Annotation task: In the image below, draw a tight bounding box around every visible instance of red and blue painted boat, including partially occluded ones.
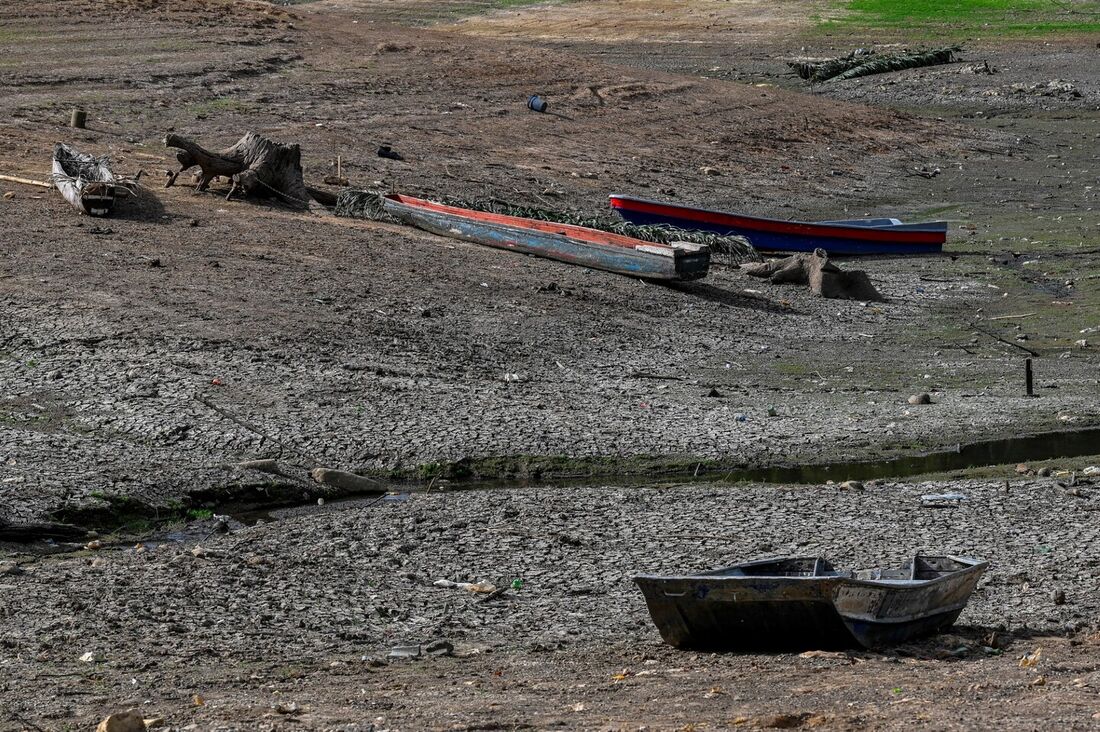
[383,193,711,281]
[609,194,947,256]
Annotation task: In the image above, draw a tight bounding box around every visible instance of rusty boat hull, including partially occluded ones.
[635,555,987,651]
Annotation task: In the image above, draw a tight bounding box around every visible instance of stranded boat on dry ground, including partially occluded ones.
[609,194,947,255]
[635,554,987,650]
[51,143,118,217]
[382,193,711,281]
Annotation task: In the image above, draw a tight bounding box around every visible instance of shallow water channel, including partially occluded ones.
[227,425,1100,526]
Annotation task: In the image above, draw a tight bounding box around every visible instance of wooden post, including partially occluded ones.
[70,109,87,129]
[1025,357,1034,396]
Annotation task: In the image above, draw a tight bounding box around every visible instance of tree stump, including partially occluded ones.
[742,248,883,301]
[164,132,313,210]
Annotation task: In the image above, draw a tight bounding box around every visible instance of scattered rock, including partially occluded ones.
[95,710,146,732]
[1082,466,1100,477]
[79,650,104,664]
[907,393,932,405]
[1015,463,1031,475]
[839,480,864,491]
[1053,589,1066,605]
[0,562,23,576]
[274,701,301,715]
[706,388,722,397]
[84,539,103,550]
[700,166,722,176]
[1037,467,1052,477]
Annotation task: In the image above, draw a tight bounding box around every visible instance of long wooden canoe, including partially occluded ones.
[382,193,711,281]
[52,143,118,217]
[635,554,987,650]
[609,194,947,255]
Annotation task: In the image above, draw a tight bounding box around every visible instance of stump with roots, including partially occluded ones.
[741,248,883,301]
[164,131,314,209]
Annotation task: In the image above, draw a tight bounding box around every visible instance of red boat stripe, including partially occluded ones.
[610,197,944,245]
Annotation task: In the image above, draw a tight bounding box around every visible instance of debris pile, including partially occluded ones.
[789,46,963,84]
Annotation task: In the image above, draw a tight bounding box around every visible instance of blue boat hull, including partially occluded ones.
[617,208,945,255]
[609,194,948,256]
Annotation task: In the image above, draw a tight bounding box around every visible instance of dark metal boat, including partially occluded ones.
[634,554,987,651]
[609,194,947,255]
[382,193,711,281]
[51,143,118,217]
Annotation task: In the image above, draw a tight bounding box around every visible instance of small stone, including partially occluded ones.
[96,710,145,732]
[361,655,387,667]
[3,191,15,200]
[1015,463,1031,475]
[0,562,22,576]
[1053,590,1066,605]
[80,650,104,664]
[1082,466,1100,477]
[191,546,207,558]
[839,480,864,491]
[706,388,722,397]
[188,218,199,227]
[907,393,932,405]
[84,539,103,550]
[1075,339,1087,348]
[734,413,747,422]
[1037,467,1052,477]
[766,406,777,417]
[700,166,722,176]
[274,702,301,715]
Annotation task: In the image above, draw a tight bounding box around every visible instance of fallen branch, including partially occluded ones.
[970,325,1040,357]
[989,312,1037,321]
[0,174,52,189]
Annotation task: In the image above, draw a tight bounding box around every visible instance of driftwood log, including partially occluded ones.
[164,132,314,209]
[742,248,883,301]
[0,519,88,542]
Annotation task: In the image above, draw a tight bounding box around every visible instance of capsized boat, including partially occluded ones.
[634,554,987,651]
[382,193,711,281]
[51,143,118,217]
[609,194,947,255]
